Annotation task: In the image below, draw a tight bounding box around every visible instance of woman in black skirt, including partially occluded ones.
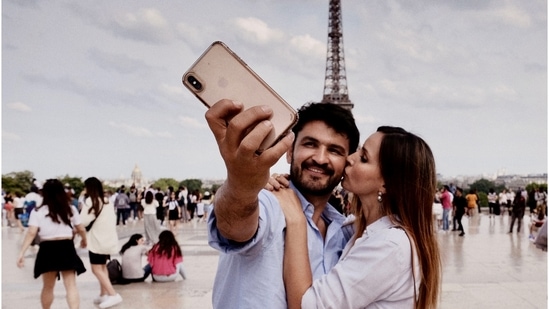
[17,179,87,309]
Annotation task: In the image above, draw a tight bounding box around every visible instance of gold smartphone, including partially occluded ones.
[182,41,298,153]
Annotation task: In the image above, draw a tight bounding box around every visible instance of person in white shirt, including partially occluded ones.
[80,177,122,309]
[275,126,442,309]
[17,179,87,309]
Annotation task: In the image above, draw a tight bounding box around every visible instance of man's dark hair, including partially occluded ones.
[291,103,359,154]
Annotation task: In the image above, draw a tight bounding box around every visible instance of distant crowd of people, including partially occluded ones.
[5,178,200,309]
[432,184,547,246]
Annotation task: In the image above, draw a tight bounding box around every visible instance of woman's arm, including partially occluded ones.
[272,188,312,309]
[17,226,39,268]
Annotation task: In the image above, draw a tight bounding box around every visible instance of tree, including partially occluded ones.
[2,170,35,196]
[469,178,496,194]
[58,175,84,197]
[180,179,203,193]
[152,178,180,192]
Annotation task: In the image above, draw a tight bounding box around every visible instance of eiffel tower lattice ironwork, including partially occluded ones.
[319,0,354,110]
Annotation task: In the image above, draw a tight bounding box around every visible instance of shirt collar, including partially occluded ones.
[288,181,345,226]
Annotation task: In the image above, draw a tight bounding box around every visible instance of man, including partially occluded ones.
[206,100,359,308]
[438,185,452,231]
[114,186,130,226]
[452,187,467,236]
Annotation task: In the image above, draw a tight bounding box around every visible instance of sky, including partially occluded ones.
[2,0,547,183]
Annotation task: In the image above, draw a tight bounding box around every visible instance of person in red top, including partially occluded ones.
[438,185,453,231]
[148,230,186,282]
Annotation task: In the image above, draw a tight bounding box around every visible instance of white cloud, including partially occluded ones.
[7,102,32,112]
[491,5,531,28]
[178,116,207,129]
[109,121,154,137]
[111,8,173,43]
[233,17,285,44]
[159,83,185,97]
[2,131,21,141]
[156,131,174,138]
[289,34,325,60]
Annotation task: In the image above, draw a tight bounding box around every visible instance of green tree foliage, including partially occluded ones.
[2,170,34,196]
[58,175,84,197]
[152,178,180,191]
[526,182,548,192]
[180,179,203,193]
[469,178,495,194]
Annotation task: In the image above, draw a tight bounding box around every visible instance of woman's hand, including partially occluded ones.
[265,173,291,191]
[17,254,25,268]
[272,188,305,226]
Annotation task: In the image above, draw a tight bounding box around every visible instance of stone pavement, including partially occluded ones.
[2,211,547,308]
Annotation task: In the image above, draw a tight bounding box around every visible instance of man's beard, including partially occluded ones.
[289,158,342,196]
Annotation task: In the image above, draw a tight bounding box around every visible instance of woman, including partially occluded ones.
[13,192,25,232]
[4,193,15,227]
[148,230,187,282]
[142,191,162,244]
[275,126,441,309]
[16,179,87,309]
[465,189,478,216]
[166,191,181,234]
[80,177,123,309]
[120,234,151,283]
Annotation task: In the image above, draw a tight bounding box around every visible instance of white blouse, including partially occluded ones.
[302,216,419,309]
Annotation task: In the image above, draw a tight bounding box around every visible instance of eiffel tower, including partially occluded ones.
[318,0,354,110]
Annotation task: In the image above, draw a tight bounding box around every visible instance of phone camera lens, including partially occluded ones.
[187,75,203,91]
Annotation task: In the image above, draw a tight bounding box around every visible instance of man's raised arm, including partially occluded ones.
[205,99,294,242]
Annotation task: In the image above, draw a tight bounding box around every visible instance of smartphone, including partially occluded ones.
[182,41,298,153]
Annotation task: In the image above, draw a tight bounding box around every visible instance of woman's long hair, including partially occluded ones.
[40,179,73,226]
[84,177,106,215]
[151,230,182,259]
[354,126,441,309]
[145,191,154,204]
[120,233,143,254]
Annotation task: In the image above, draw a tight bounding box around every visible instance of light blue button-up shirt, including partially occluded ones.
[208,183,352,309]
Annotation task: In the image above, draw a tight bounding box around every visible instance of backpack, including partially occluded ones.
[129,191,138,203]
[107,259,122,284]
[24,200,37,213]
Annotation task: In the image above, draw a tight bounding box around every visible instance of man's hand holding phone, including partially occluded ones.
[205,99,295,197]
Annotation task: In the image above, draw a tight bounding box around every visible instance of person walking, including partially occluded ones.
[142,191,162,244]
[80,177,122,308]
[275,126,441,308]
[488,188,498,218]
[438,186,452,231]
[114,186,130,226]
[17,179,87,309]
[165,191,181,234]
[453,187,467,236]
[466,189,479,217]
[509,189,526,233]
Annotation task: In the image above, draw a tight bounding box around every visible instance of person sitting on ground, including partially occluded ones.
[120,233,151,283]
[148,230,187,282]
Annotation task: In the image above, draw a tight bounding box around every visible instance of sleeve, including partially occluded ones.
[27,208,40,227]
[79,198,96,227]
[207,190,282,256]
[302,229,412,309]
[71,207,82,226]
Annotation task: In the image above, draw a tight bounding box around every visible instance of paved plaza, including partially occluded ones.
[2,210,547,308]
